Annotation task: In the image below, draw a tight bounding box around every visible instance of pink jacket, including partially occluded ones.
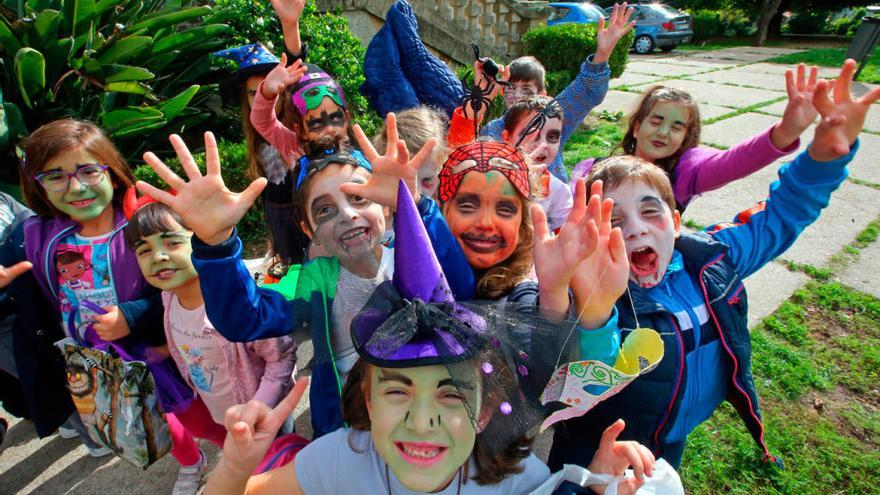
[162,291,295,407]
[250,80,303,165]
[570,125,800,209]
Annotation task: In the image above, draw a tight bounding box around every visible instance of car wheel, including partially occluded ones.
[633,34,654,54]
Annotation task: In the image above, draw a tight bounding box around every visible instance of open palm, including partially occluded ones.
[137,132,267,245]
[341,112,436,208]
[262,55,306,100]
[596,3,636,58]
[269,0,305,23]
[781,64,820,133]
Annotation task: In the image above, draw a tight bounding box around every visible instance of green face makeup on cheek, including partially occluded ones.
[136,231,198,291]
[369,365,478,493]
[47,174,114,222]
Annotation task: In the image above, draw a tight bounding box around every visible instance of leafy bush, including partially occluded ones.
[688,9,754,41]
[829,8,868,37]
[213,0,380,136]
[785,10,830,35]
[521,23,632,91]
[0,0,230,171]
[133,138,267,252]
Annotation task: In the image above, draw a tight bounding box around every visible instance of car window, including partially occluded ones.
[583,4,607,20]
[649,4,684,18]
[548,6,570,21]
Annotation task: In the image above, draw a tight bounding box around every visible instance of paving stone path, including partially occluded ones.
[2,46,879,494]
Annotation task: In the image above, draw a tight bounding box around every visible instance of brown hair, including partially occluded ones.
[341,358,532,486]
[123,202,188,249]
[508,56,545,93]
[619,85,701,174]
[586,155,677,212]
[240,83,274,181]
[502,95,563,137]
[55,250,86,266]
[21,119,134,217]
[372,106,449,167]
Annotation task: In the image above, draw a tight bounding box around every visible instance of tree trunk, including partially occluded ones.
[754,0,785,46]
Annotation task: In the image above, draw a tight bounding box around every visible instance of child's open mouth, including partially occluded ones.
[68,198,95,208]
[630,246,658,277]
[339,227,371,249]
[394,441,448,466]
[152,268,179,281]
[460,233,505,253]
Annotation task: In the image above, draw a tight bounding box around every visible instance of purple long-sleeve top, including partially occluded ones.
[569,125,800,209]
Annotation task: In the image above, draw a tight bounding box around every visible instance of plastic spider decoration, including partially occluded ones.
[460,43,505,137]
[514,97,563,149]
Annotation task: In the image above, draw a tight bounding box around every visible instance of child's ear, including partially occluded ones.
[476,400,494,433]
[299,220,314,240]
[672,209,681,238]
[501,129,510,143]
[540,89,547,96]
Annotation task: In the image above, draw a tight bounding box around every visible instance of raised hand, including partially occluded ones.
[773,64,820,149]
[341,112,437,207]
[587,419,656,495]
[219,377,308,478]
[595,3,636,64]
[261,55,306,100]
[269,0,305,24]
[463,60,510,121]
[569,180,629,329]
[809,59,880,161]
[0,261,32,289]
[533,179,599,315]
[138,132,267,246]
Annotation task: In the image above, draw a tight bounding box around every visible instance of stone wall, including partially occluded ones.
[316,0,550,65]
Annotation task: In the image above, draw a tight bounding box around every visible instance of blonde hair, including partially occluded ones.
[372,106,448,167]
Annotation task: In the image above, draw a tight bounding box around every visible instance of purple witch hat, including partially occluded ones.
[351,181,485,368]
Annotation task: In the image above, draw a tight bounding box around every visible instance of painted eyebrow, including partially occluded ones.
[640,196,664,207]
[160,231,189,239]
[378,370,413,386]
[455,193,480,203]
[309,194,332,211]
[439,378,474,391]
[134,240,147,248]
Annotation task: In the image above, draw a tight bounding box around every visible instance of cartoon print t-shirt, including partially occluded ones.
[55,232,118,343]
[168,294,235,424]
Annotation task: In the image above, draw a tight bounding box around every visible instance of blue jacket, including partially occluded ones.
[361,0,464,117]
[481,56,611,182]
[191,196,474,436]
[550,143,855,469]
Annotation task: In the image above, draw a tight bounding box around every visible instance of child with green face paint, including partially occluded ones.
[0,119,194,464]
[123,194,296,493]
[204,181,664,495]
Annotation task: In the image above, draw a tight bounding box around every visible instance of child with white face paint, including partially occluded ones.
[571,63,826,213]
[549,60,880,471]
[501,96,574,233]
[137,114,474,439]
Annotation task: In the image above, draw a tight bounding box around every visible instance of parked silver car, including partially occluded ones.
[605,3,693,54]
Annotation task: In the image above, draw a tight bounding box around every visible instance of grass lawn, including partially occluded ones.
[768,48,880,84]
[679,279,880,494]
[562,115,626,174]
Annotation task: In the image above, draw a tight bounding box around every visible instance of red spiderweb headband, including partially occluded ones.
[438,141,530,203]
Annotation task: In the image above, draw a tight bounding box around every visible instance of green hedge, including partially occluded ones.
[688,9,754,41]
[521,23,632,92]
[133,139,267,253]
[784,11,829,35]
[213,0,380,136]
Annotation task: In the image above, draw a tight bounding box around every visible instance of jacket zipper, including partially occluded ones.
[652,315,685,453]
[44,225,76,301]
[698,254,775,462]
